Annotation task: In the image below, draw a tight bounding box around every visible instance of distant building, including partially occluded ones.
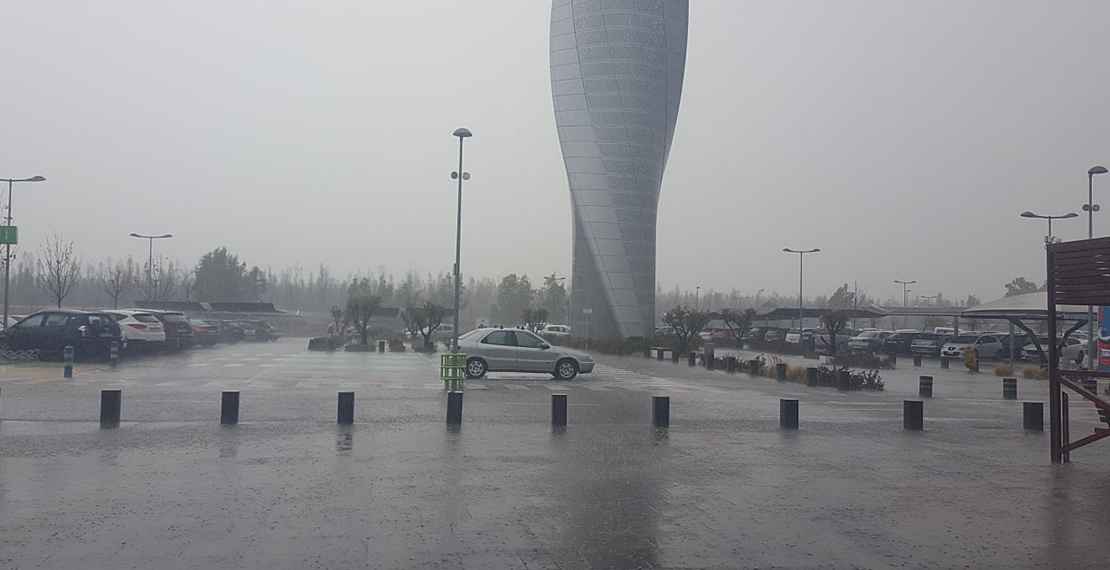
[549,0,689,337]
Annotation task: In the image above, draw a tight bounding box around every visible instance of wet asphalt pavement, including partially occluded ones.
[3,341,1110,569]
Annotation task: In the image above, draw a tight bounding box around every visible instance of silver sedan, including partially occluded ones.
[457,328,594,380]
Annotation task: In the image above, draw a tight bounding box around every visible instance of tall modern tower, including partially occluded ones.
[550,0,688,339]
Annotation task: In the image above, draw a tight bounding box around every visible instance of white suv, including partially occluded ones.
[107,310,166,351]
[941,333,1004,360]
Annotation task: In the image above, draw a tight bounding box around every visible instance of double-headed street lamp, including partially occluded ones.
[1020,210,1078,244]
[450,127,472,353]
[1085,166,1108,370]
[783,248,820,330]
[129,232,173,296]
[894,279,916,308]
[1,175,46,325]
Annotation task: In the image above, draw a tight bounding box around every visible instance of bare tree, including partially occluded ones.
[100,257,139,309]
[346,294,382,345]
[662,305,710,355]
[36,234,82,308]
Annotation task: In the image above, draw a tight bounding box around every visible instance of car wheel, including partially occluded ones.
[995,349,1004,360]
[555,359,579,381]
[466,358,487,380]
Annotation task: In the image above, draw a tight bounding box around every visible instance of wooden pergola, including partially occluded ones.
[1047,237,1110,463]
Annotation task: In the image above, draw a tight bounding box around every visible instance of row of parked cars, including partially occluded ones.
[0,308,281,361]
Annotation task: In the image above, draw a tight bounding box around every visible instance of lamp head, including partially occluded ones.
[1062,212,1079,219]
[129,232,141,238]
[453,128,472,138]
[1089,166,1108,176]
[27,176,45,182]
[1020,211,1037,218]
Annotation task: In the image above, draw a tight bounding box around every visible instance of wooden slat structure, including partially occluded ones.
[1047,237,1110,463]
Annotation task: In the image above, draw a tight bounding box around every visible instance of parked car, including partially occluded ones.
[189,318,222,347]
[883,331,926,356]
[541,324,572,336]
[763,328,787,344]
[709,329,735,341]
[998,333,1034,359]
[813,328,857,354]
[1022,336,1087,366]
[106,310,166,353]
[217,320,245,344]
[848,331,893,354]
[654,326,676,337]
[143,310,196,351]
[458,327,594,380]
[910,333,952,357]
[0,309,123,360]
[941,333,1005,360]
[784,328,814,345]
[239,320,280,342]
[0,316,18,331]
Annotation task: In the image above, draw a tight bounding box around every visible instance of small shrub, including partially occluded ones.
[1023,366,1048,380]
[994,363,1014,377]
[811,365,884,391]
[831,354,892,370]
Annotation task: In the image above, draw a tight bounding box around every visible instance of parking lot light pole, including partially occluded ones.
[450,127,472,353]
[129,232,173,298]
[1085,166,1108,370]
[1,175,46,326]
[1020,210,1078,244]
[894,280,916,307]
[783,248,820,330]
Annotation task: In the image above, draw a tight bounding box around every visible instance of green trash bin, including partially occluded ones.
[441,353,467,391]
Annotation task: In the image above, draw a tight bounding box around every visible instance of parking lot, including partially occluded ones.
[3,340,1110,569]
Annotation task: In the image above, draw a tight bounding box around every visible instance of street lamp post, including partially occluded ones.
[450,127,472,353]
[783,248,820,330]
[921,294,939,306]
[1085,166,1108,370]
[129,232,173,298]
[1,175,46,325]
[1020,211,1079,244]
[695,286,700,310]
[894,279,916,307]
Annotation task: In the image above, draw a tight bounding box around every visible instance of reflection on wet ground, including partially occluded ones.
[2,341,1110,568]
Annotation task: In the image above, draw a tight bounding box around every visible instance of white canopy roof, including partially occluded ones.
[960,292,1088,320]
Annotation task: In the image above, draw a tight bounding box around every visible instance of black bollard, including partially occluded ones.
[919,376,933,398]
[377,340,386,353]
[63,345,75,379]
[780,399,799,429]
[100,389,121,428]
[837,369,851,391]
[221,391,240,425]
[1023,402,1044,431]
[888,353,897,368]
[940,357,950,369]
[776,362,787,381]
[551,394,568,426]
[644,347,651,359]
[655,348,663,360]
[913,354,922,367]
[727,356,737,373]
[671,350,680,363]
[1003,378,1018,400]
[806,367,819,387]
[652,396,670,428]
[688,351,696,367]
[904,400,924,431]
[749,360,761,377]
[337,392,355,425]
[446,391,464,425]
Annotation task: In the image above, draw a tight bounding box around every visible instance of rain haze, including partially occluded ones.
[3,0,1110,304]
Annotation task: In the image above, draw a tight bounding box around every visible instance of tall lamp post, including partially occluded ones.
[129,232,173,298]
[1,175,46,325]
[783,248,820,330]
[1084,165,1108,370]
[450,127,472,353]
[1020,210,1078,244]
[894,279,916,307]
[695,286,700,310]
[921,294,938,306]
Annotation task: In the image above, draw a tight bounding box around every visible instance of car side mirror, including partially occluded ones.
[540,343,550,350]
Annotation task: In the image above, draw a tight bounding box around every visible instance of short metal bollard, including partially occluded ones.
[221,391,240,425]
[749,360,760,377]
[688,351,696,367]
[919,376,933,398]
[1082,379,1098,394]
[377,340,386,353]
[1003,378,1018,400]
[671,350,679,363]
[776,362,787,381]
[446,391,464,425]
[100,389,121,427]
[837,369,851,391]
[656,348,663,360]
[109,341,119,369]
[780,399,799,429]
[63,345,75,378]
[913,355,922,367]
[904,400,924,431]
[652,395,670,428]
[806,367,818,387]
[337,392,354,425]
[940,357,949,369]
[727,356,737,373]
[551,394,567,426]
[888,353,897,367]
[1023,402,1044,431]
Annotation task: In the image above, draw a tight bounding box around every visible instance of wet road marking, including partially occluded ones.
[222,363,243,368]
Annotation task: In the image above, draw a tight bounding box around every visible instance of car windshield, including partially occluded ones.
[951,335,977,343]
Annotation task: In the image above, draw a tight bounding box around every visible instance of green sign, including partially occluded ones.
[0,226,16,245]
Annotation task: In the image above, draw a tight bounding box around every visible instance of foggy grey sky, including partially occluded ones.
[3,0,1109,305]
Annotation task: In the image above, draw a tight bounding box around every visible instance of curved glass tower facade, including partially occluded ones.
[550,0,688,338]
